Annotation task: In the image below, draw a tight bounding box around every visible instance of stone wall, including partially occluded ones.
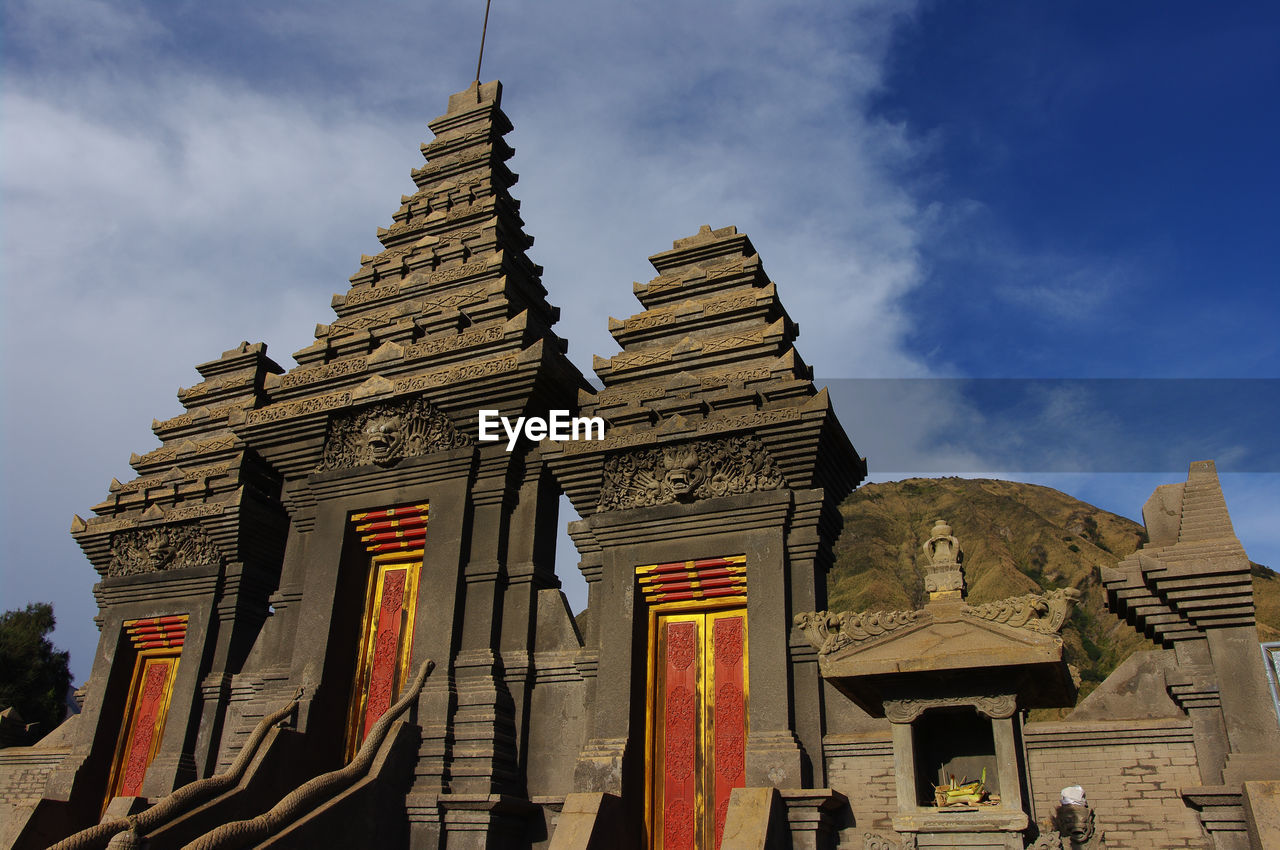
[1023,719,1208,848]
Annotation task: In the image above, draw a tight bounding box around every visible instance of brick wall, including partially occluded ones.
[824,733,896,835]
[1023,718,1209,849]
[0,747,68,805]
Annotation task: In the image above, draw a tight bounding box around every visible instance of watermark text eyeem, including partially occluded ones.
[478,410,605,451]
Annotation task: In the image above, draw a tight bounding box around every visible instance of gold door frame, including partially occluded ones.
[644,597,749,850]
[343,549,422,761]
[104,648,180,807]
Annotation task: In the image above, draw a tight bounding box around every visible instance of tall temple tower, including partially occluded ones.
[12,81,593,848]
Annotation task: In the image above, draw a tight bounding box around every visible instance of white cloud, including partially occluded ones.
[2,1,934,679]
[3,1,1273,684]
[6,0,165,60]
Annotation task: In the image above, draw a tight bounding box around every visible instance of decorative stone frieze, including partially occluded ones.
[882,693,1019,724]
[596,435,785,511]
[964,588,1080,634]
[107,523,223,577]
[793,609,921,656]
[318,395,470,471]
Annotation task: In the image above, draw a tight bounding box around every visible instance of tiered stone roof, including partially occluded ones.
[71,341,283,585]
[1101,460,1256,644]
[547,224,864,517]
[72,79,583,570]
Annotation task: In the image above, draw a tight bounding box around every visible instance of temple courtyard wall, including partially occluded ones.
[819,689,1213,848]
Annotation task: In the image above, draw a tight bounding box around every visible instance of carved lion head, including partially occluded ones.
[363,414,404,465]
[662,446,705,500]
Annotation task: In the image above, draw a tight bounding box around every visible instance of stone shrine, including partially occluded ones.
[0,81,1277,850]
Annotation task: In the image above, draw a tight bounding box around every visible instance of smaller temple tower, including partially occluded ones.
[1101,460,1280,847]
[545,224,865,847]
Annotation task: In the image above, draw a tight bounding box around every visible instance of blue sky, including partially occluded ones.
[2,1,1277,683]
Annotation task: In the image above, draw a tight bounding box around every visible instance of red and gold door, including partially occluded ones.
[105,616,187,803]
[649,608,748,849]
[344,504,426,761]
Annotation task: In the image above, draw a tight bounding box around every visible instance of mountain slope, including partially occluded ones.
[827,477,1280,711]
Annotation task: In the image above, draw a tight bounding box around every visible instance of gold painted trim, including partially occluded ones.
[343,549,423,761]
[644,601,749,849]
[104,648,180,810]
[703,607,750,849]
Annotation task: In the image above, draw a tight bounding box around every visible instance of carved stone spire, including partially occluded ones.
[923,518,966,602]
[546,223,865,519]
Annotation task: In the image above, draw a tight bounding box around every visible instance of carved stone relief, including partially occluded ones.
[862,832,907,850]
[964,588,1081,634]
[1052,804,1106,849]
[318,395,470,471]
[793,609,921,656]
[108,523,223,577]
[597,436,785,511]
[882,692,1018,724]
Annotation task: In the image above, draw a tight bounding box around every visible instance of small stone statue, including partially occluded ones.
[923,519,961,567]
[923,519,966,600]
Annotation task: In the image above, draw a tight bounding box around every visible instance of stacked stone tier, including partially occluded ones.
[1101,463,1256,644]
[546,224,863,519]
[73,80,582,569]
[71,342,285,568]
[293,81,560,378]
[1102,541,1256,643]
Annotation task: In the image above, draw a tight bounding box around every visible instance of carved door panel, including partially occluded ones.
[105,616,187,804]
[649,608,748,850]
[344,505,426,761]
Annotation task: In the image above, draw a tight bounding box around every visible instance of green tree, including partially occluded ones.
[0,603,73,743]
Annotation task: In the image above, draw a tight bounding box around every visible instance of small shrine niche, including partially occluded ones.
[912,706,999,806]
[797,519,1081,849]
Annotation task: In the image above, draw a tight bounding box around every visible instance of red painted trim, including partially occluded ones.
[361,528,428,544]
[352,504,429,521]
[356,515,427,533]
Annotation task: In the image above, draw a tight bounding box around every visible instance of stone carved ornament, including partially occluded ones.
[1027,832,1064,850]
[964,588,1081,633]
[793,609,920,657]
[597,436,785,511]
[318,395,470,471]
[1052,803,1106,849]
[883,692,1018,723]
[922,518,965,594]
[863,832,914,850]
[108,524,223,577]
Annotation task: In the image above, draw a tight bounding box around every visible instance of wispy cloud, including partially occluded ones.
[2,1,933,679]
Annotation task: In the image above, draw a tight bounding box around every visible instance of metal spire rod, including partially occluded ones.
[475,0,493,83]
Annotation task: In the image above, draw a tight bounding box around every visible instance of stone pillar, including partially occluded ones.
[1208,625,1280,783]
[572,548,639,795]
[787,489,830,788]
[746,518,805,789]
[449,453,519,795]
[990,716,1023,814]
[889,720,917,814]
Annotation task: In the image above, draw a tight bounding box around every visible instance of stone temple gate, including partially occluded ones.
[1,81,1277,850]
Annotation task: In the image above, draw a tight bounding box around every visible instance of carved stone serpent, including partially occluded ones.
[181,659,433,850]
[51,689,303,850]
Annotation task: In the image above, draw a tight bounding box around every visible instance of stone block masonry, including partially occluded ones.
[823,734,896,836]
[0,749,67,806]
[1024,719,1209,848]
